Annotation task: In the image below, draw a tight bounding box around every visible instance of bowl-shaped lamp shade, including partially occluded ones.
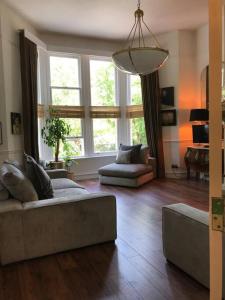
[112,47,169,75]
[189,109,209,121]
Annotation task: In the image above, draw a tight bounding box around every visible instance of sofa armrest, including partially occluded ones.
[22,193,116,210]
[46,169,68,179]
[148,157,157,177]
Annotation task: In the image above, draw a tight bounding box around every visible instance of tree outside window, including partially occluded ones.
[90,59,117,153]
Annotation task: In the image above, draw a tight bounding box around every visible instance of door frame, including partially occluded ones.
[209,0,223,299]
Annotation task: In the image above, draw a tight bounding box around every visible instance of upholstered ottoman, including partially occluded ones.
[162,203,225,296]
[98,158,156,187]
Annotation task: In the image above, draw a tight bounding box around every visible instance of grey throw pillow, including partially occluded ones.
[0,164,38,202]
[119,144,142,163]
[0,181,9,201]
[24,154,54,200]
[116,149,132,164]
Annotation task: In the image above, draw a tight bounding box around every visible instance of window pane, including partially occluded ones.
[90,60,116,106]
[60,118,82,137]
[130,75,142,105]
[130,117,147,145]
[51,88,80,105]
[93,119,117,152]
[50,56,79,87]
[60,139,84,157]
[58,119,84,157]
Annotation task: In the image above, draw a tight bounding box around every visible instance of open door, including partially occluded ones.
[209,0,223,299]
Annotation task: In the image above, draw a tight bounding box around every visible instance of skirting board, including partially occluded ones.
[166,171,187,179]
[76,170,187,181]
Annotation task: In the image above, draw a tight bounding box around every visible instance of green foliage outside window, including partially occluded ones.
[91,61,117,152]
[131,118,147,145]
[130,76,147,145]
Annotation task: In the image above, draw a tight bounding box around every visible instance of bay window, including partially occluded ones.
[39,52,148,160]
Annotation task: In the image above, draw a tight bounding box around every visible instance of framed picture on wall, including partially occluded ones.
[161,87,175,107]
[11,112,22,135]
[0,122,2,145]
[161,109,177,126]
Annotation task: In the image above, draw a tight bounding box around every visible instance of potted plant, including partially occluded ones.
[62,142,78,180]
[41,115,71,169]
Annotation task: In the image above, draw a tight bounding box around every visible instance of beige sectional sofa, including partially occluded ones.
[0,172,117,265]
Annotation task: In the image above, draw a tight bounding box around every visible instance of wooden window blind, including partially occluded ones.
[126,105,144,118]
[37,104,45,118]
[89,106,121,118]
[49,105,85,118]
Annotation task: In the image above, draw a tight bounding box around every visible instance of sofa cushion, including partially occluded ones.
[54,188,89,198]
[24,154,54,200]
[119,144,142,163]
[0,182,9,201]
[51,178,85,190]
[115,149,132,164]
[99,163,153,178]
[0,163,38,202]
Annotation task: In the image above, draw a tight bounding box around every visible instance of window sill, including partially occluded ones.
[61,153,117,161]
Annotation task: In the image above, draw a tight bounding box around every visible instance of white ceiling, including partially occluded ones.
[4,0,208,40]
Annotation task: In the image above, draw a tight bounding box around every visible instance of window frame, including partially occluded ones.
[49,52,85,158]
[49,52,82,106]
[127,74,145,145]
[89,56,119,155]
[41,51,146,161]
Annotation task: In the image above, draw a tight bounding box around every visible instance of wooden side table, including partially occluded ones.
[184,146,209,180]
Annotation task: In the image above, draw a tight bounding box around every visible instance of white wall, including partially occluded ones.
[156,31,181,175]
[40,32,120,56]
[0,2,38,163]
[155,30,198,176]
[196,24,209,107]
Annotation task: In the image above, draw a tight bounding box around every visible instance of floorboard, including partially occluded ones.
[0,178,209,300]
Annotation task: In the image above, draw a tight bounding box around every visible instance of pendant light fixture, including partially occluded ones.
[112,0,169,75]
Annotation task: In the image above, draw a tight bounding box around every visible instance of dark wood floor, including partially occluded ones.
[0,179,209,300]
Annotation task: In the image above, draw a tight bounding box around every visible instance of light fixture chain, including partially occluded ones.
[131,18,139,47]
[137,0,141,9]
[124,16,137,48]
[140,21,145,47]
[138,17,141,47]
[142,18,161,48]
